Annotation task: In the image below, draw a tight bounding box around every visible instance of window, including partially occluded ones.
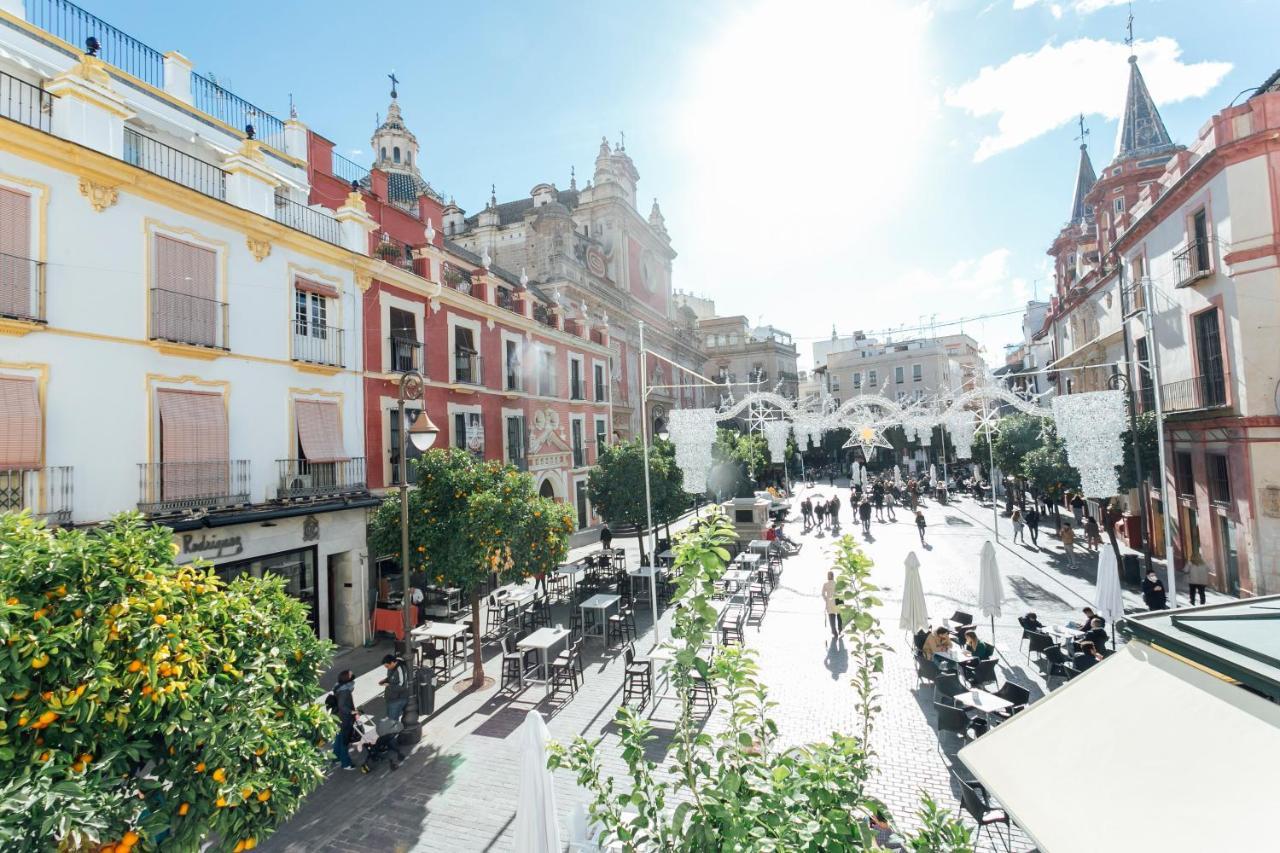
[830,375,840,392]
[594,416,608,460]
[504,339,521,391]
[453,325,480,384]
[912,364,922,382]
[152,235,219,349]
[505,415,526,470]
[0,376,40,477]
[1193,310,1226,407]
[538,349,555,396]
[1208,454,1231,506]
[454,412,484,458]
[393,146,401,163]
[852,372,861,389]
[706,334,716,347]
[155,389,229,502]
[389,407,421,485]
[1113,197,1125,213]
[388,307,418,373]
[571,418,585,468]
[570,356,585,400]
[0,186,36,321]
[895,366,904,384]
[380,147,386,160]
[1175,452,1195,498]
[593,362,607,402]
[868,369,877,387]
[1192,208,1210,274]
[293,279,339,366]
[1135,337,1155,412]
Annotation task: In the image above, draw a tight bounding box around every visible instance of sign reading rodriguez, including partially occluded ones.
[178,532,244,560]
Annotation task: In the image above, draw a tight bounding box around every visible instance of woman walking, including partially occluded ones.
[915,509,927,545]
[1011,508,1026,544]
[1187,552,1210,605]
[1084,515,1102,552]
[1059,523,1076,567]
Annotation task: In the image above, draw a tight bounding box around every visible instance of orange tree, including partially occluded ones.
[0,512,334,852]
[367,448,573,688]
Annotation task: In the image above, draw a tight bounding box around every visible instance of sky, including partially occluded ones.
[97,0,1279,368]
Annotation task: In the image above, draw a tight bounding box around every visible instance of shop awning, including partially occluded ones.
[959,642,1280,852]
[296,399,348,463]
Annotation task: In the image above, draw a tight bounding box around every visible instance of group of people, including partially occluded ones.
[918,624,995,680]
[797,476,932,545]
[799,492,843,533]
[1021,607,1109,672]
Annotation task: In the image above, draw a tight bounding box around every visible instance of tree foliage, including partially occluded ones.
[367,449,573,683]
[990,415,1048,477]
[587,439,684,564]
[548,513,973,851]
[711,428,767,497]
[1119,411,1159,491]
[0,513,333,852]
[1021,422,1079,505]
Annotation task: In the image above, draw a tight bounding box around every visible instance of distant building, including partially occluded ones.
[698,314,799,403]
[822,334,984,408]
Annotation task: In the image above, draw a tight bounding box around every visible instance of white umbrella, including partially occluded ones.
[929,463,937,485]
[977,541,1004,638]
[893,465,903,488]
[513,710,560,853]
[1093,546,1124,645]
[899,551,929,633]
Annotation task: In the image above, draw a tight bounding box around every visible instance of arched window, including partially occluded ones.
[406,151,413,166]
[393,146,401,163]
[380,146,386,160]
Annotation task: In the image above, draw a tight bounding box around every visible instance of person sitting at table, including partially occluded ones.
[922,626,953,664]
[1070,606,1100,630]
[959,630,995,680]
[1073,617,1108,650]
[1072,640,1103,672]
[1019,612,1045,633]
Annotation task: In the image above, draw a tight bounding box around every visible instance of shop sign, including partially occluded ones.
[178,532,244,560]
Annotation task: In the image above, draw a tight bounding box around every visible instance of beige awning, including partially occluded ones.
[296,399,347,463]
[959,642,1280,852]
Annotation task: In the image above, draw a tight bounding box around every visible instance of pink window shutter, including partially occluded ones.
[0,376,41,470]
[154,236,217,347]
[295,400,347,463]
[157,389,228,499]
[0,187,32,319]
[295,278,339,299]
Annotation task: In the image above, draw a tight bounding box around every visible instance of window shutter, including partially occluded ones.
[156,389,228,499]
[0,187,32,318]
[295,278,339,299]
[295,399,348,462]
[154,236,217,346]
[0,376,40,470]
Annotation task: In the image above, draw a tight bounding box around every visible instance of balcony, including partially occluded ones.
[274,193,342,246]
[496,287,517,313]
[0,253,46,323]
[374,235,418,272]
[189,72,285,151]
[570,378,586,401]
[454,353,483,386]
[292,325,345,368]
[137,460,250,514]
[0,466,73,525]
[389,335,421,373]
[27,0,165,88]
[1174,240,1215,287]
[150,287,229,351]
[1162,374,1227,413]
[275,458,367,501]
[124,128,226,200]
[0,70,54,133]
[331,152,370,189]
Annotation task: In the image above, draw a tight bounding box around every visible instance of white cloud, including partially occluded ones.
[946,37,1231,161]
[1014,0,1126,12]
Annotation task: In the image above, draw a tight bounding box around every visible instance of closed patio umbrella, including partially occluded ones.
[899,551,929,633]
[513,710,560,853]
[1093,546,1124,646]
[977,541,1004,639]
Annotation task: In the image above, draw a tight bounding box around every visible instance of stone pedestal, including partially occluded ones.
[335,191,378,254]
[223,140,281,218]
[722,497,771,544]
[162,52,192,103]
[284,118,309,162]
[45,56,133,159]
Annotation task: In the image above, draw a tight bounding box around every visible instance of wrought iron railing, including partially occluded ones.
[1162,374,1227,412]
[1174,239,1215,286]
[150,287,229,350]
[572,444,585,469]
[373,234,417,271]
[274,193,342,246]
[0,70,54,133]
[137,460,250,514]
[496,287,516,313]
[331,152,369,188]
[190,72,285,150]
[275,458,367,501]
[0,466,72,524]
[0,252,46,323]
[124,127,226,199]
[570,378,586,400]
[25,0,164,87]
[388,335,420,373]
[454,354,483,386]
[292,325,345,367]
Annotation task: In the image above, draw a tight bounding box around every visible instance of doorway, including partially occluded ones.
[1218,515,1240,594]
[539,478,555,500]
[575,481,589,530]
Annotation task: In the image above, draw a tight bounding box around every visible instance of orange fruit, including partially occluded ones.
[32,608,47,621]
[17,716,27,726]
[11,689,29,701]
[153,614,167,625]
[79,753,93,764]
[233,842,246,853]
[256,789,271,802]
[5,596,17,605]
[215,796,228,808]
[126,660,142,673]
[240,786,252,800]
[195,762,206,772]
[37,751,50,762]
[177,802,190,816]
[31,654,49,669]
[70,761,84,773]
[121,831,139,846]
[245,840,257,850]
[211,767,226,783]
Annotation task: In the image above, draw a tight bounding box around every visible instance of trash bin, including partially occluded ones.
[416,667,436,717]
[1121,553,1141,585]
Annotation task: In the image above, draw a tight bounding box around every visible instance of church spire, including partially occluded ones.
[1114,8,1176,160]
[1069,115,1097,225]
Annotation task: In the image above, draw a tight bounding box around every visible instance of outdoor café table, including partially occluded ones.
[410,621,469,678]
[656,549,676,567]
[579,593,622,645]
[554,561,585,586]
[648,644,678,701]
[735,552,762,567]
[747,540,771,557]
[627,564,664,602]
[953,689,1013,717]
[1047,625,1078,645]
[517,626,572,690]
[372,604,417,641]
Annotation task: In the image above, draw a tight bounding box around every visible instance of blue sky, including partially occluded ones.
[97,0,1278,367]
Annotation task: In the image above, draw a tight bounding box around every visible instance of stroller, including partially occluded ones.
[349,712,406,773]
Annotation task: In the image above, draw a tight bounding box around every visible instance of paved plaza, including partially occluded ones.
[263,488,1223,852]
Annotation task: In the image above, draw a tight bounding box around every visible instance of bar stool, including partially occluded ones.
[622,643,651,708]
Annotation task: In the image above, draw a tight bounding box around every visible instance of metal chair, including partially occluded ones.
[992,682,1030,722]
[916,655,942,688]
[720,608,746,646]
[500,634,530,691]
[1026,631,1053,664]
[550,636,584,696]
[956,775,1012,852]
[949,610,974,627]
[485,594,511,639]
[933,672,966,703]
[963,658,1000,691]
[1040,645,1070,686]
[622,643,651,708]
[934,702,978,750]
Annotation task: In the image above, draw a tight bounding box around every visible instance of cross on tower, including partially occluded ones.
[1075,113,1090,146]
[388,72,399,99]
[1125,1,1134,50]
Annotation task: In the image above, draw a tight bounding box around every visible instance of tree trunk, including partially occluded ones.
[470,590,485,689]
[636,528,647,567]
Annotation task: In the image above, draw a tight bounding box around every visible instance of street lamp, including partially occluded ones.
[395,370,438,743]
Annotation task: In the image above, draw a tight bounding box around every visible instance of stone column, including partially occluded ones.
[335,191,378,255]
[223,140,281,218]
[45,56,133,159]
[162,52,193,104]
[284,118,309,162]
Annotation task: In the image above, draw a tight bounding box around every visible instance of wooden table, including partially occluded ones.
[410,620,469,679]
[517,626,572,690]
[372,605,418,640]
[579,593,622,645]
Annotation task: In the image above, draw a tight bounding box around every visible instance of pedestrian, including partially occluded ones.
[1011,508,1025,544]
[873,483,885,521]
[378,654,410,724]
[821,570,842,639]
[1060,523,1076,566]
[859,499,872,535]
[827,494,842,531]
[800,496,813,532]
[600,523,613,551]
[1186,551,1209,606]
[1025,506,1041,547]
[1141,570,1168,611]
[1071,493,1086,527]
[814,498,826,531]
[1084,515,1101,552]
[885,488,897,522]
[329,669,357,770]
[915,509,927,545]
[908,481,919,512]
[828,468,836,487]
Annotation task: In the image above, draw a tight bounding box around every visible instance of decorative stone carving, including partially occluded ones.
[246,237,271,262]
[78,178,118,212]
[355,271,372,293]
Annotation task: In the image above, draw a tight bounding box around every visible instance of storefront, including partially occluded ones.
[168,503,373,646]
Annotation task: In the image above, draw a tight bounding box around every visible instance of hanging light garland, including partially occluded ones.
[667,408,718,494]
[1052,390,1126,498]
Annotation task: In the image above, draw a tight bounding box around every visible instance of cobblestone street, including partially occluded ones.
[263,489,1222,853]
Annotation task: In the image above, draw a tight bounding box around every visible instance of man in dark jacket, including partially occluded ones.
[380,654,410,723]
[331,670,357,770]
[599,523,613,551]
[1141,572,1168,611]
[858,499,873,535]
[1025,507,1041,547]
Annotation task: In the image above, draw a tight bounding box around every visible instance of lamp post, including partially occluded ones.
[1107,371,1153,574]
[395,370,438,743]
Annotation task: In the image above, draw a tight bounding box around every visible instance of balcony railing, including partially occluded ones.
[374,235,417,271]
[0,466,72,525]
[454,354,483,386]
[26,0,165,88]
[124,127,227,200]
[150,287,228,350]
[275,458,367,501]
[1174,240,1215,287]
[190,72,285,151]
[331,152,370,188]
[570,378,586,401]
[274,194,342,246]
[0,70,54,133]
[0,253,46,323]
[389,335,421,373]
[137,460,250,514]
[572,445,585,469]
[496,287,517,313]
[292,325,345,368]
[507,453,528,472]
[1162,374,1227,413]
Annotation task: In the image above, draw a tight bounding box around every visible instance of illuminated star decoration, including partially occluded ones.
[842,425,893,461]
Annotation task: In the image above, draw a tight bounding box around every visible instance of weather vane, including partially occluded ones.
[1075,113,1089,146]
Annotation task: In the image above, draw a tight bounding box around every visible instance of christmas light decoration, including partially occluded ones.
[1052,390,1126,498]
[667,408,718,494]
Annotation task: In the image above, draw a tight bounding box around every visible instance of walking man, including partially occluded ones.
[800,496,813,532]
[1060,523,1076,567]
[915,509,927,545]
[1026,506,1041,547]
[330,669,357,770]
[379,654,410,724]
[827,494,842,531]
[885,488,897,522]
[821,571,842,639]
[859,499,873,536]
